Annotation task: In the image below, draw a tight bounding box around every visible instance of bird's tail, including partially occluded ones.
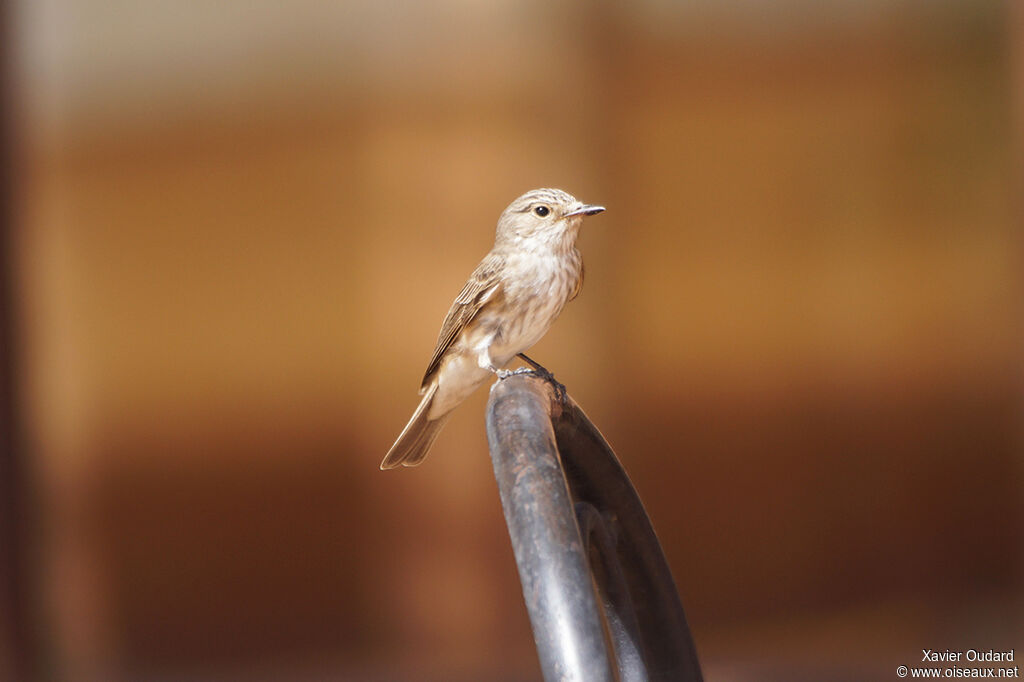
[380,382,449,470]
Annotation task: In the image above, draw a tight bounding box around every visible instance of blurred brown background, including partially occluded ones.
[2,0,1022,680]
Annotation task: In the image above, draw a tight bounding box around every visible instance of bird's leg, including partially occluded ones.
[515,353,568,403]
[478,343,513,379]
[486,362,513,379]
[515,352,547,373]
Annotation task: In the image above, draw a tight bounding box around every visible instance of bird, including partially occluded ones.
[380,188,605,470]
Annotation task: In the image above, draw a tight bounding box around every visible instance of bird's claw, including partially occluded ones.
[548,377,569,405]
[516,367,568,404]
[495,359,568,403]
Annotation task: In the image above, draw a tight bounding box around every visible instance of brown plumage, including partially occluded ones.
[421,253,505,388]
[381,188,605,470]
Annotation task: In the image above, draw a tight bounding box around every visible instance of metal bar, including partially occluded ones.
[552,394,703,682]
[486,374,703,682]
[575,501,648,682]
[486,377,616,682]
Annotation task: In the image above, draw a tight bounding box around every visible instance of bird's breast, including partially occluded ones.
[484,249,582,359]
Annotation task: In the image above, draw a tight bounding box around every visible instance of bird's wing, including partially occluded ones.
[421,252,505,389]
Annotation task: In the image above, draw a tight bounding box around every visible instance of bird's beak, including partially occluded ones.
[564,203,606,217]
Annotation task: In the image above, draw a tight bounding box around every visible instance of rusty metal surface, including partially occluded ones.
[486,375,703,682]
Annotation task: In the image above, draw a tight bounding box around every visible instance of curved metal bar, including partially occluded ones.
[486,377,616,682]
[486,375,703,682]
[575,501,649,682]
[552,389,704,682]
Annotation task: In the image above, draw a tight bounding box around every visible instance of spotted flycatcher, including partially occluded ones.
[381,188,605,469]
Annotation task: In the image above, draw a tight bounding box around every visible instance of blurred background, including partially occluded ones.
[2,0,1021,680]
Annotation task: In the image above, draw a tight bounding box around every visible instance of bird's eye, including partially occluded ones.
[534,205,550,217]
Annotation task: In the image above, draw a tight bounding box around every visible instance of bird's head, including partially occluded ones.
[495,188,605,251]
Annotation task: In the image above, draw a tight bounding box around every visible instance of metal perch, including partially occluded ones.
[486,374,703,682]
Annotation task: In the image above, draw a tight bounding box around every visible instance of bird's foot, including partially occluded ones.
[514,354,568,404]
[495,368,514,380]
